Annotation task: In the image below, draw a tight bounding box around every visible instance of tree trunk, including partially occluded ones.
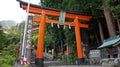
[102,0,116,37]
[117,19,120,33]
[94,31,100,46]
[81,29,90,58]
[98,21,104,43]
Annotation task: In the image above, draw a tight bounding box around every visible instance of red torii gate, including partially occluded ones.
[18,0,92,66]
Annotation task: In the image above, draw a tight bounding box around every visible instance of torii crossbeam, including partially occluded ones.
[17,0,92,66]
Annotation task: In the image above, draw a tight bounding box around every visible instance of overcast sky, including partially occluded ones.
[0,0,40,23]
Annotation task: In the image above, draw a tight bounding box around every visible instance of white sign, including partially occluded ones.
[89,50,101,57]
[59,11,66,24]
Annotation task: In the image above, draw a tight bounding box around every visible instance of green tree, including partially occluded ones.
[0,26,7,50]
[40,0,120,62]
[0,23,21,66]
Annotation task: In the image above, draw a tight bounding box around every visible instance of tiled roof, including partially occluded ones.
[98,35,120,48]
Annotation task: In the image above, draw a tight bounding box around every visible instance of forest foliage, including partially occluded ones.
[0,22,22,66]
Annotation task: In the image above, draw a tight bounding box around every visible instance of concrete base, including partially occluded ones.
[36,58,44,67]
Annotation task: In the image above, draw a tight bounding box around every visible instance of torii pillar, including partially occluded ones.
[74,17,84,65]
[36,11,46,67]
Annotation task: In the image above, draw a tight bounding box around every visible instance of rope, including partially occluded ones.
[21,0,31,57]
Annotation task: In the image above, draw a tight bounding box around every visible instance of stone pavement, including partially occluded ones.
[49,65,113,67]
[13,61,114,67]
[44,61,113,67]
[13,64,23,67]
[13,64,113,67]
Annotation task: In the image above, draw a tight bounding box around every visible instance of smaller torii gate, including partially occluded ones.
[18,0,92,67]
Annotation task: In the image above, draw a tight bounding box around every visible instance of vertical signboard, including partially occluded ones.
[59,11,66,24]
[26,15,33,63]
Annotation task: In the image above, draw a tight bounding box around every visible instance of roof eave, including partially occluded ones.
[16,0,92,16]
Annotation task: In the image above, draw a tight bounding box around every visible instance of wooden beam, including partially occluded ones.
[22,4,92,21]
[32,25,39,30]
[32,17,88,30]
